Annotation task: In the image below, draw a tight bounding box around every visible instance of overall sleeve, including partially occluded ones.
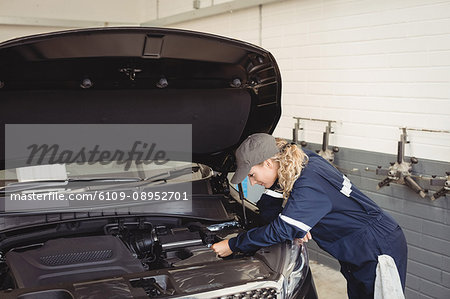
[228,181,332,253]
[257,190,284,224]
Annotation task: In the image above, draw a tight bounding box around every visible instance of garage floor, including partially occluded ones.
[309,260,348,298]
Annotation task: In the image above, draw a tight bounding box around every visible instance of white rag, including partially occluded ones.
[374,254,405,299]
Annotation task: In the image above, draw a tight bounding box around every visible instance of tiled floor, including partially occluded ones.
[309,260,348,299]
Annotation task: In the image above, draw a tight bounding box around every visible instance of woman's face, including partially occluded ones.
[247,159,279,188]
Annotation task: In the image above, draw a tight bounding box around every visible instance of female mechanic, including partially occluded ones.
[211,133,407,299]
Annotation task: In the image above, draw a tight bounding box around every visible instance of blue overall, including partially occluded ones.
[229,149,408,298]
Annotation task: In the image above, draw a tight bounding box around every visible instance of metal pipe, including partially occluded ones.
[293,119,300,143]
[404,127,450,134]
[404,176,426,198]
[161,239,203,250]
[397,128,407,164]
[322,122,332,151]
[237,183,248,227]
[293,117,336,124]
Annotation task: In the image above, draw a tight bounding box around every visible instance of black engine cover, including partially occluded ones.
[5,235,144,288]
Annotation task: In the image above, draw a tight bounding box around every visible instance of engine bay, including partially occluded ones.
[0,217,271,298]
[0,184,289,298]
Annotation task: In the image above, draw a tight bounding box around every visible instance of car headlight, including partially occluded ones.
[281,241,309,298]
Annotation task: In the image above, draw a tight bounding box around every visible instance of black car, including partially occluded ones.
[0,27,317,299]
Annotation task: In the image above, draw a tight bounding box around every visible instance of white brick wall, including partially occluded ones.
[0,0,145,41]
[1,0,449,162]
[0,0,144,22]
[172,0,450,163]
[169,6,261,46]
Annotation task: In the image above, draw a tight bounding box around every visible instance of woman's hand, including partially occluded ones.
[295,232,312,245]
[211,239,233,257]
[302,232,312,243]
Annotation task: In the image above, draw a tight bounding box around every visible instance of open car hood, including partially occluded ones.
[0,27,281,172]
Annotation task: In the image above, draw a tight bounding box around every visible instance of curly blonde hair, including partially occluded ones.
[271,138,308,200]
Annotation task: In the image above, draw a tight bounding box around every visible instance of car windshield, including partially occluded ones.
[0,160,213,215]
[0,160,206,189]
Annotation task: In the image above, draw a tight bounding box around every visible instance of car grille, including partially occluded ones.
[215,287,279,299]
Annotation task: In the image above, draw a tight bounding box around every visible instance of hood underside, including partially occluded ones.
[0,27,282,172]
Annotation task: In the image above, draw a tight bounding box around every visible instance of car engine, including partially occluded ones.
[1,219,245,296]
[5,235,145,288]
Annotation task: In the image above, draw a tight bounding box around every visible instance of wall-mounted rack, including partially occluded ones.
[376,127,449,201]
[376,128,426,197]
[292,117,340,164]
[292,120,449,201]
